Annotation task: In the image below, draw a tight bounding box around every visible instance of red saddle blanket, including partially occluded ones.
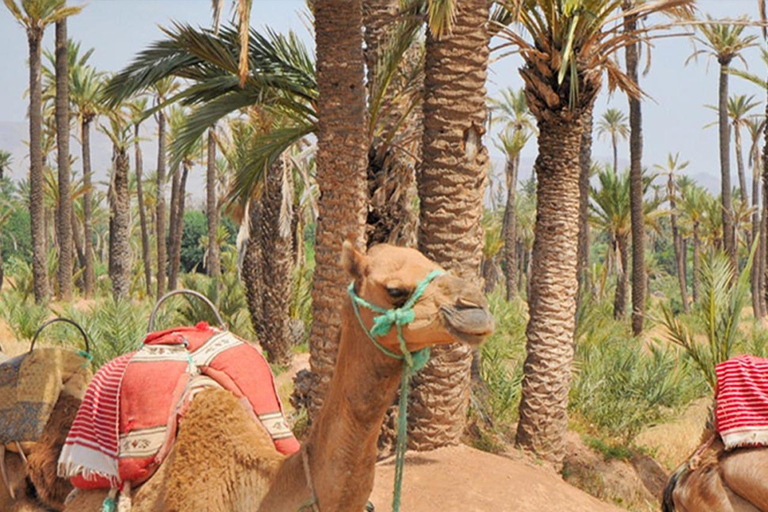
[58,322,299,489]
[716,354,768,450]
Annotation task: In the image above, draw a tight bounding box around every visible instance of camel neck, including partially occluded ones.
[305,300,404,510]
[258,300,405,512]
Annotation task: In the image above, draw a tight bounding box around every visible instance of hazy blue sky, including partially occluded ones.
[0,0,766,199]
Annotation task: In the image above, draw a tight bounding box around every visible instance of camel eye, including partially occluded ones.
[386,287,410,301]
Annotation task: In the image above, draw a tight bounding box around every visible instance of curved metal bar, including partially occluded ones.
[147,289,226,333]
[29,318,91,354]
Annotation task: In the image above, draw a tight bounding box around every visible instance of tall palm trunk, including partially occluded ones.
[109,147,131,299]
[55,19,72,301]
[307,0,369,419]
[168,164,188,291]
[503,156,518,301]
[624,3,646,334]
[516,113,582,469]
[735,125,749,206]
[82,117,95,298]
[242,199,263,343]
[254,158,294,365]
[576,106,594,310]
[668,173,689,313]
[613,232,630,319]
[410,0,490,450]
[719,58,737,271]
[693,222,701,303]
[156,111,168,297]
[28,27,48,303]
[71,208,85,286]
[611,132,618,175]
[752,142,762,316]
[131,125,151,297]
[206,128,220,278]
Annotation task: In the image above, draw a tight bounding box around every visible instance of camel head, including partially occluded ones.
[342,242,494,354]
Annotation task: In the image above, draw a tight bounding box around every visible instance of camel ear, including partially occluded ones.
[341,241,368,280]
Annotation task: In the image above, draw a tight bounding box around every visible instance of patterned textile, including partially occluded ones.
[59,322,299,489]
[0,348,92,444]
[716,354,768,449]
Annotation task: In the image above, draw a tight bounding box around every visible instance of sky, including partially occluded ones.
[0,0,766,202]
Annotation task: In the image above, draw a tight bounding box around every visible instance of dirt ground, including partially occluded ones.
[370,444,625,512]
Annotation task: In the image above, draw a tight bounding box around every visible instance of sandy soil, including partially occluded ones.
[369,444,625,512]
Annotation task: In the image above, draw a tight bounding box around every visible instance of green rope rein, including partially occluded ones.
[347,269,444,512]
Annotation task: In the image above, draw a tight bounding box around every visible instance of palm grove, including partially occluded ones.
[3,0,768,474]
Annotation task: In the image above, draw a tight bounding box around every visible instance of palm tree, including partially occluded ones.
[150,77,178,297]
[491,87,534,301]
[746,117,766,316]
[3,0,81,303]
[99,109,133,299]
[210,0,252,86]
[679,182,709,303]
[655,153,690,312]
[496,0,690,468]
[128,97,153,296]
[0,151,12,181]
[690,16,758,272]
[206,127,220,278]
[590,166,661,318]
[728,95,760,208]
[69,61,101,298]
[596,108,629,175]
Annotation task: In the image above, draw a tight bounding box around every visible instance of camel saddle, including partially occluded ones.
[0,348,91,445]
[715,354,768,450]
[58,322,300,490]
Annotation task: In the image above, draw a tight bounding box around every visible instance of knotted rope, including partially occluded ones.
[347,269,444,512]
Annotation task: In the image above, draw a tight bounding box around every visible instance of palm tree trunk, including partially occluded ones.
[613,232,629,319]
[109,147,131,299]
[670,182,689,313]
[156,110,168,297]
[71,208,85,290]
[135,124,152,296]
[735,126,749,206]
[243,199,264,345]
[612,132,618,175]
[576,106,594,310]
[168,168,180,290]
[503,157,518,301]
[28,28,48,303]
[82,117,95,299]
[693,223,701,303]
[516,112,582,469]
[307,0,369,420]
[55,19,72,301]
[720,59,736,271]
[624,5,646,334]
[168,164,188,291]
[206,128,220,278]
[409,0,490,451]
[255,159,294,365]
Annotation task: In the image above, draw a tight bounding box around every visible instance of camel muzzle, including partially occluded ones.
[440,305,494,345]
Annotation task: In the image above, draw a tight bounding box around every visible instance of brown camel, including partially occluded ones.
[663,428,768,512]
[61,242,494,512]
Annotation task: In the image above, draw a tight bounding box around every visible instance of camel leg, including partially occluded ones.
[720,448,768,512]
[675,466,762,512]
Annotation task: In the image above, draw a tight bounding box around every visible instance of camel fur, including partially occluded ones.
[62,243,493,512]
[663,428,768,512]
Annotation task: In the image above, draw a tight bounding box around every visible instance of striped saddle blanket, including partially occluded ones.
[58,322,299,489]
[716,354,768,450]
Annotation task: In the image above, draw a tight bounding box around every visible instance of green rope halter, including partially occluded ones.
[347,268,444,512]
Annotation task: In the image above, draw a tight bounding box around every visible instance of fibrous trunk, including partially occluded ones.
[109,148,131,299]
[82,117,95,299]
[515,112,582,470]
[307,0,369,419]
[55,19,73,301]
[168,164,188,291]
[613,232,629,319]
[253,159,294,365]
[28,29,48,303]
[156,111,168,297]
[669,177,689,313]
[135,124,153,296]
[504,156,519,301]
[410,0,490,450]
[207,128,220,278]
[693,224,701,303]
[576,106,594,310]
[720,60,736,271]
[624,4,646,334]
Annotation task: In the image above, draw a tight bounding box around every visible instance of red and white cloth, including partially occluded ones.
[58,322,300,489]
[715,354,768,450]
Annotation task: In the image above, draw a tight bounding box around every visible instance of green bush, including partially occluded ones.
[180,210,207,273]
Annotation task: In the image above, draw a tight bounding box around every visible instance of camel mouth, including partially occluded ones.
[440,305,494,345]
